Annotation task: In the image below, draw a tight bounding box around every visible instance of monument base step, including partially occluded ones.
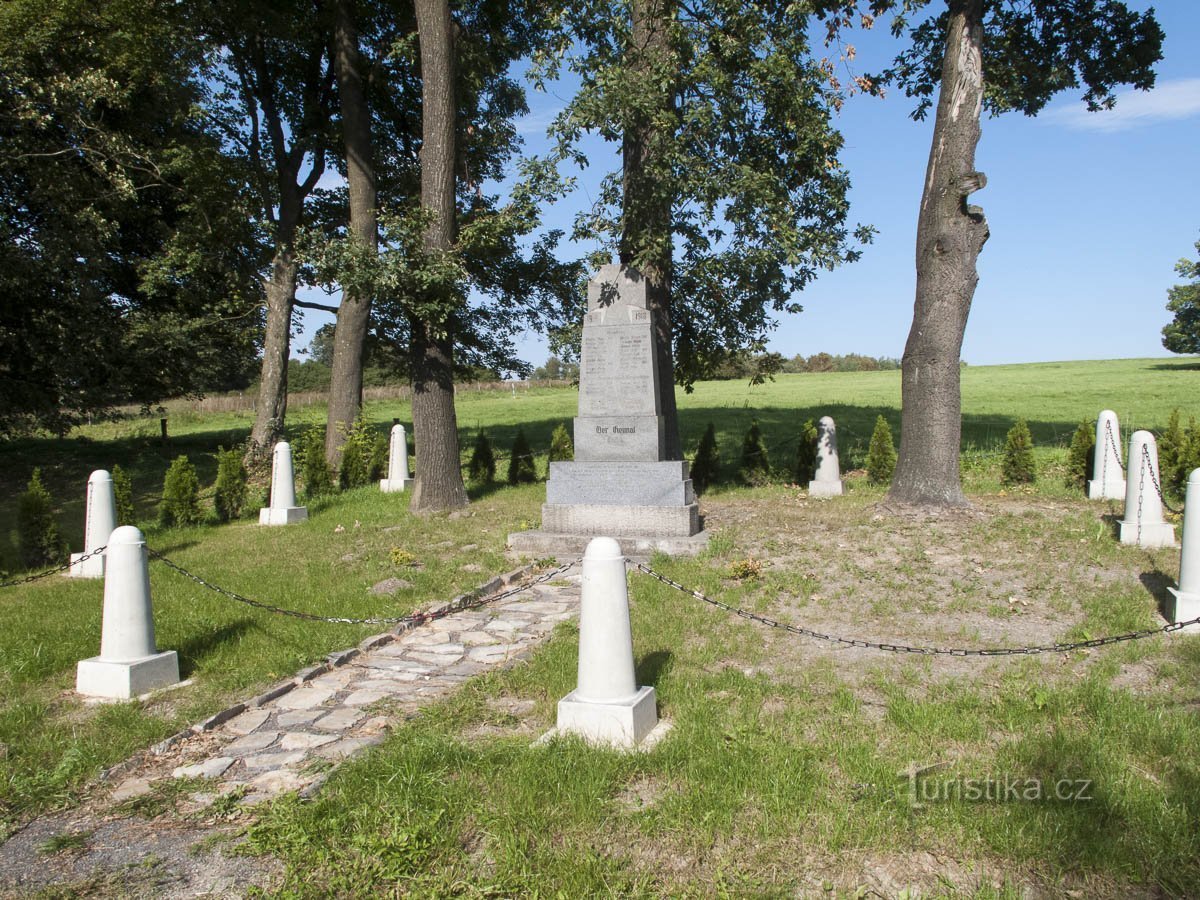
[507,529,710,560]
[1168,587,1200,625]
[541,502,699,537]
[379,477,414,493]
[1088,478,1126,500]
[1118,520,1176,548]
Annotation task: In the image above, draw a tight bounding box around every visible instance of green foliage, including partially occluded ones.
[548,424,574,463]
[1001,419,1036,485]
[468,431,497,486]
[339,418,386,490]
[159,455,203,527]
[1065,421,1096,490]
[295,427,334,500]
[508,429,538,485]
[17,469,63,569]
[866,416,897,486]
[110,464,135,526]
[1161,243,1200,354]
[690,424,720,494]
[739,420,770,486]
[793,419,819,484]
[213,447,249,523]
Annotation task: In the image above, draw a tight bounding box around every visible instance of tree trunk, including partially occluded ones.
[249,191,302,454]
[410,0,467,512]
[325,0,378,468]
[887,0,988,508]
[620,0,681,460]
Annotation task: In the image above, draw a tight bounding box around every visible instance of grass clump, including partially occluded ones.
[17,469,64,568]
[468,431,496,485]
[691,423,719,494]
[158,455,204,527]
[548,424,574,463]
[739,419,770,486]
[1001,418,1036,485]
[866,415,897,485]
[296,426,335,499]
[1065,420,1095,490]
[339,418,385,489]
[111,463,136,526]
[793,418,818,484]
[213,447,249,523]
[508,429,537,485]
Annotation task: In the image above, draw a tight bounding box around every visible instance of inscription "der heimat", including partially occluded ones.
[595,425,637,434]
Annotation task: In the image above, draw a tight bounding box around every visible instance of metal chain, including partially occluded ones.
[1137,451,1145,544]
[633,562,1200,657]
[147,549,579,626]
[0,546,107,589]
[1104,418,1127,476]
[1143,443,1184,515]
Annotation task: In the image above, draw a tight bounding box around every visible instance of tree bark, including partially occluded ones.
[887,0,989,508]
[325,0,378,468]
[620,0,681,460]
[249,188,302,453]
[410,0,468,512]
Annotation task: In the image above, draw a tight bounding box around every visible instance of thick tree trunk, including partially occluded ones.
[249,193,302,454]
[410,0,467,512]
[620,0,681,460]
[887,0,989,508]
[325,0,378,468]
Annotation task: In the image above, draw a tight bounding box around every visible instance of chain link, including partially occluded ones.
[147,549,578,626]
[1143,443,1184,515]
[1104,418,1127,477]
[0,546,107,589]
[633,562,1200,657]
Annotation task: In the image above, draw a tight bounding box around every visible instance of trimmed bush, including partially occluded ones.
[111,463,136,526]
[866,415,897,485]
[739,419,770,485]
[18,469,64,568]
[548,424,574,463]
[793,419,818,484]
[339,418,385,489]
[1001,419,1036,485]
[468,431,496,485]
[1159,409,1186,495]
[159,455,204,527]
[508,429,538,485]
[295,426,334,499]
[214,446,249,522]
[691,423,720,494]
[1065,420,1095,490]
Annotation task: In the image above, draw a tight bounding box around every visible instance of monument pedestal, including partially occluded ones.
[557,686,658,749]
[259,507,308,526]
[379,477,414,493]
[1088,478,1125,500]
[76,651,180,700]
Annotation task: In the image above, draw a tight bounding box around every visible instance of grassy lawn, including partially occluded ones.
[2,355,1200,894]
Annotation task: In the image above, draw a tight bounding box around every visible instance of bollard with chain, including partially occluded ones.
[1089,411,1126,500]
[1119,431,1176,548]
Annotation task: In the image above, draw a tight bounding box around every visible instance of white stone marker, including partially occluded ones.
[1088,409,1126,500]
[69,470,117,579]
[380,424,414,493]
[259,441,307,526]
[808,416,844,497]
[1168,468,1200,624]
[76,526,179,699]
[556,536,658,748]
[1118,430,1176,548]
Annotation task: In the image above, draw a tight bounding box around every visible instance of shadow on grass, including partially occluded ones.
[636,650,673,688]
[175,619,257,678]
[1140,570,1178,620]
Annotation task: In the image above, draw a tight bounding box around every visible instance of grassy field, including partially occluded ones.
[2,356,1200,894]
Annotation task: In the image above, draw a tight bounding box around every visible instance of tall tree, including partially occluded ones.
[1161,237,1200,355]
[536,0,869,458]
[324,0,379,467]
[816,0,1162,506]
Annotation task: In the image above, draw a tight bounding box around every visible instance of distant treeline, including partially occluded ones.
[709,351,902,380]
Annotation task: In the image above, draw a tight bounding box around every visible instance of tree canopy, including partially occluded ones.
[1162,237,1200,355]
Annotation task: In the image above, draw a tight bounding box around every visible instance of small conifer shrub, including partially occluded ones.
[468,431,496,485]
[548,424,574,463]
[214,447,249,522]
[1064,420,1095,490]
[691,423,720,494]
[295,426,334,499]
[159,455,204,527]
[508,429,538,484]
[739,419,770,485]
[1158,409,1186,495]
[793,419,819,484]
[1001,418,1036,485]
[339,418,384,489]
[111,463,136,525]
[866,415,897,485]
[18,469,64,568]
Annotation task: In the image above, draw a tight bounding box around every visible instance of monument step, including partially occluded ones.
[542,502,700,537]
[508,529,710,559]
[546,460,694,506]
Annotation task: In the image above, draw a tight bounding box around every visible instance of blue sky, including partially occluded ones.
[297,1,1200,370]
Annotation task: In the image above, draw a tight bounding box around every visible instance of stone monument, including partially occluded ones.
[259,441,307,526]
[380,423,414,493]
[1089,409,1125,500]
[1118,430,1175,548]
[508,265,707,557]
[808,416,844,497]
[1169,468,1200,624]
[69,469,117,579]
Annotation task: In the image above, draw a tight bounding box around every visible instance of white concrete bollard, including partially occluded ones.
[76,526,179,699]
[380,424,414,493]
[1119,431,1176,548]
[1168,469,1200,623]
[259,441,307,526]
[69,470,117,579]
[808,416,844,497]
[1088,409,1126,500]
[556,537,658,748]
